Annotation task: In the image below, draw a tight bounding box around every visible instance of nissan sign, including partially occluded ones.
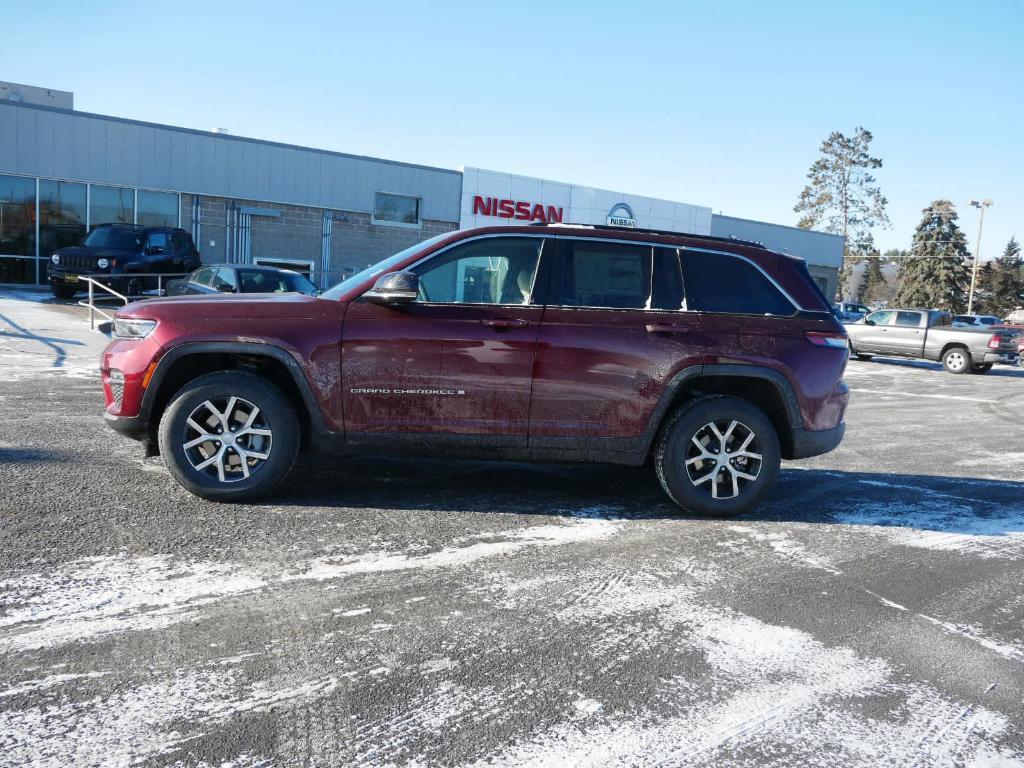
[606,203,637,228]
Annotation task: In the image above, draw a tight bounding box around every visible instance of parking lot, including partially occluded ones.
[1,291,1023,767]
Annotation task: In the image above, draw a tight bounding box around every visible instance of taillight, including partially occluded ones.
[805,331,849,349]
[988,335,1001,349]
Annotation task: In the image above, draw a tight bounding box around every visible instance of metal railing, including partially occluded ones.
[74,273,190,331]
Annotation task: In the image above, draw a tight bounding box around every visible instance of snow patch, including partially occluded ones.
[835,501,1024,558]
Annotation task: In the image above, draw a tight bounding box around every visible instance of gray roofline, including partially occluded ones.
[712,213,845,241]
[1,99,462,178]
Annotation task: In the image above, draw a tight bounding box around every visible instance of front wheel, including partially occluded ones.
[942,347,972,374]
[157,371,300,502]
[654,395,781,518]
[51,282,78,300]
[970,363,993,374]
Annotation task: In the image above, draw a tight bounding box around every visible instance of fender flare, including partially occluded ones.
[640,363,803,452]
[140,341,332,440]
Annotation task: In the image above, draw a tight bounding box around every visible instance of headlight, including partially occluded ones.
[97,258,110,269]
[51,253,59,265]
[112,319,158,339]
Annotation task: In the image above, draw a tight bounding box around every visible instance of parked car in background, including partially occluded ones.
[833,301,870,322]
[1019,336,1024,368]
[48,224,200,299]
[165,264,318,297]
[952,314,1003,328]
[100,224,850,515]
[846,308,1020,373]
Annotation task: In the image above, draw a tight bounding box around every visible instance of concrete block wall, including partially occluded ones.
[182,193,457,282]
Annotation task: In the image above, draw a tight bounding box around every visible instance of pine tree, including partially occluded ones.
[978,237,1024,316]
[794,127,889,294]
[894,201,972,311]
[862,251,886,305]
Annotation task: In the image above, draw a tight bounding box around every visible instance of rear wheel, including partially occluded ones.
[848,341,872,361]
[970,363,993,374]
[942,347,972,374]
[50,282,77,300]
[157,371,300,502]
[654,395,781,518]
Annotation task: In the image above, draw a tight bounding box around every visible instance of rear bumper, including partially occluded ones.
[788,422,845,460]
[983,352,1018,364]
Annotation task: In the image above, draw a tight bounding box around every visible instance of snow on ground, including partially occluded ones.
[0,292,105,382]
[0,517,619,653]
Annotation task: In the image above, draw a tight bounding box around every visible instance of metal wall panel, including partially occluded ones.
[710,214,844,269]
[0,101,462,222]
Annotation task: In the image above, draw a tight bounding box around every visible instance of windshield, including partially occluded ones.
[83,227,144,250]
[321,232,452,300]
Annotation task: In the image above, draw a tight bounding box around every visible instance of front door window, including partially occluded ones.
[412,237,543,305]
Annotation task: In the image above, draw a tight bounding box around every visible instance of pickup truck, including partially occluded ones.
[845,308,1020,374]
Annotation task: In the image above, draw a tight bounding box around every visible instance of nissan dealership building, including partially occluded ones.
[0,81,841,297]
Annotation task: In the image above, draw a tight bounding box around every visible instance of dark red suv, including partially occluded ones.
[100,225,849,516]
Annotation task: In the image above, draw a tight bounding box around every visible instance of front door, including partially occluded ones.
[859,310,896,353]
[529,240,705,454]
[341,235,551,446]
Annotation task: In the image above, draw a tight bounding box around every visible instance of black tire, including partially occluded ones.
[654,395,781,518]
[970,363,993,374]
[848,341,871,361]
[157,371,300,502]
[50,282,78,299]
[942,347,972,374]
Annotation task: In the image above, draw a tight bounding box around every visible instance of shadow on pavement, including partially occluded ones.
[857,356,1024,378]
[274,457,1024,537]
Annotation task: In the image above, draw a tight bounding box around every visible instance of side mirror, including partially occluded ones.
[147,245,165,255]
[216,282,235,293]
[863,319,875,326]
[365,271,418,305]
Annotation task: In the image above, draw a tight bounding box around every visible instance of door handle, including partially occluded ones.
[646,323,689,334]
[481,317,528,329]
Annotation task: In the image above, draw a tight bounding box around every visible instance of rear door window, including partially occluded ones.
[681,249,794,316]
[559,240,651,309]
[895,311,923,327]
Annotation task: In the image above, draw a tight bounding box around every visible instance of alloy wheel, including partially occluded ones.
[684,419,763,500]
[946,351,967,372]
[182,396,273,483]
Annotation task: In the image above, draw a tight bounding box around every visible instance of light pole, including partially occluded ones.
[966,199,993,315]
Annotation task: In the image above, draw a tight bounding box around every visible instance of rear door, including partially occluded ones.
[342,235,549,444]
[528,239,705,455]
[888,310,926,356]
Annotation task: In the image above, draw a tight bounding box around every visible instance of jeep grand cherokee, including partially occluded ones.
[100,225,849,517]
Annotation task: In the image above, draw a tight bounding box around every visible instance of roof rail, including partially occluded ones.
[524,221,767,249]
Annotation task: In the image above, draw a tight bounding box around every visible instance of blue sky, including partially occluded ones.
[8,0,1023,257]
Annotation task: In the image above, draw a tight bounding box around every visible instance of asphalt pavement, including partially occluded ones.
[1,291,1023,767]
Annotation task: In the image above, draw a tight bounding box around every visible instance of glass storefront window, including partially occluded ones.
[137,190,179,227]
[90,185,134,226]
[39,180,87,257]
[0,174,37,282]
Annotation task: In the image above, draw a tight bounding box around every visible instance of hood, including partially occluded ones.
[117,291,331,322]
